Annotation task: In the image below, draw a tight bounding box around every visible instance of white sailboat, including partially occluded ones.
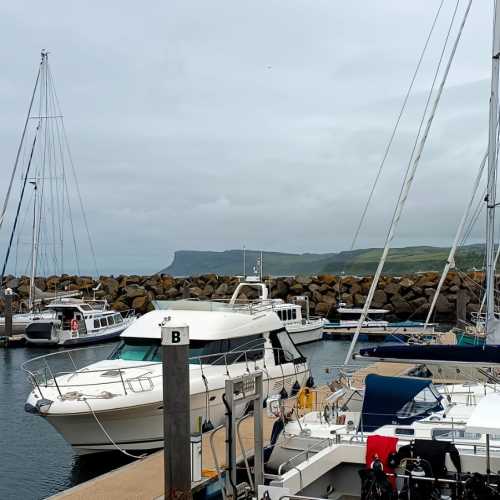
[0,51,133,344]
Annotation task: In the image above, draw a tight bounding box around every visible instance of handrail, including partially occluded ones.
[276,437,332,475]
[22,345,307,399]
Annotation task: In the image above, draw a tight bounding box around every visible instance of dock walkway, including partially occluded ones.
[50,362,419,500]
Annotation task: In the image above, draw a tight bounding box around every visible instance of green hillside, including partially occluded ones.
[161,245,485,276]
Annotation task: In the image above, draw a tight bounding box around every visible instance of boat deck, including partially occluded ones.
[49,362,446,500]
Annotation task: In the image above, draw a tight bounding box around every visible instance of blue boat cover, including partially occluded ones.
[359,374,442,432]
[359,344,500,364]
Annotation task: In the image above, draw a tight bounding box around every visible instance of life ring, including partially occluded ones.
[70,319,79,332]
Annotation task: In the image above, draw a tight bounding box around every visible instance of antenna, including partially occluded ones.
[260,251,263,281]
[243,245,246,279]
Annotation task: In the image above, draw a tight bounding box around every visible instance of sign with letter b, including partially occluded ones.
[161,323,189,346]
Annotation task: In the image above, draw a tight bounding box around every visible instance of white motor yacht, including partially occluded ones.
[230,277,325,344]
[23,300,311,454]
[24,298,136,346]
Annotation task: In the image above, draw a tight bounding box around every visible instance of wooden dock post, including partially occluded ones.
[161,318,192,500]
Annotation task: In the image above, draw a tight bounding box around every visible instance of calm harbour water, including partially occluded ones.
[0,339,370,500]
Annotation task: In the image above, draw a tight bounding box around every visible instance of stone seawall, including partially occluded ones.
[0,271,484,321]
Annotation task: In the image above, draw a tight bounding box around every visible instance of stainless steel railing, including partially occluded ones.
[22,345,308,399]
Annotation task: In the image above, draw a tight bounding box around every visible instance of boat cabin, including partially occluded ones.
[111,304,305,367]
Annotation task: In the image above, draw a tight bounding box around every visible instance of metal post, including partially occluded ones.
[161,319,192,500]
[487,433,491,478]
[224,372,264,499]
[253,373,264,487]
[4,287,13,339]
[225,380,238,500]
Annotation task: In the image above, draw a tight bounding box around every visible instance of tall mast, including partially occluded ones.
[486,1,500,335]
[28,181,38,310]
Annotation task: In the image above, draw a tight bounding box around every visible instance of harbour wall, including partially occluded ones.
[0,271,484,322]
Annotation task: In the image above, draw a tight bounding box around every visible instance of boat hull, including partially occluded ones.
[287,324,324,345]
[40,369,309,454]
[359,344,500,364]
[25,321,132,346]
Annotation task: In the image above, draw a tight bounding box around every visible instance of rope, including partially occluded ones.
[82,398,146,459]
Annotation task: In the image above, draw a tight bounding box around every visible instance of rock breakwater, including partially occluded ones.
[0,271,485,322]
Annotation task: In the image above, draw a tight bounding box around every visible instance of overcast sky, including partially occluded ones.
[0,1,495,275]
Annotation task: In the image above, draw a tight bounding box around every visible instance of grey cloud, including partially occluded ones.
[0,1,494,275]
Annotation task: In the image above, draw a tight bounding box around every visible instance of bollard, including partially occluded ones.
[161,319,192,500]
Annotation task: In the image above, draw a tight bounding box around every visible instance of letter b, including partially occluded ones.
[171,330,181,343]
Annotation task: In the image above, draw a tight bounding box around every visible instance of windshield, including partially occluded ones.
[109,338,161,362]
[109,334,264,364]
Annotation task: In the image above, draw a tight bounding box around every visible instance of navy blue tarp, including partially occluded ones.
[359,344,500,364]
[359,374,442,433]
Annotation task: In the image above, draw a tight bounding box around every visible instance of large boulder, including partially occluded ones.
[290,283,304,294]
[124,284,146,299]
[322,292,337,305]
[390,294,411,315]
[296,276,312,286]
[111,300,129,312]
[132,295,152,314]
[372,289,387,308]
[354,294,366,306]
[384,282,401,295]
[166,287,179,299]
[400,277,415,289]
[5,278,19,290]
[318,274,336,285]
[274,280,289,298]
[315,302,331,316]
[435,295,453,314]
[215,283,228,296]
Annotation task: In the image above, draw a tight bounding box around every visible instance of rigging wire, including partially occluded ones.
[47,64,100,277]
[344,0,472,364]
[0,56,42,237]
[348,0,447,253]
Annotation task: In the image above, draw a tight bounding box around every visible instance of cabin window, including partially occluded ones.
[189,335,264,364]
[275,310,282,321]
[109,335,265,364]
[431,429,481,441]
[94,319,100,329]
[115,314,123,324]
[100,318,107,328]
[269,329,305,364]
[109,338,161,362]
[108,316,115,325]
[395,428,415,436]
[292,309,297,320]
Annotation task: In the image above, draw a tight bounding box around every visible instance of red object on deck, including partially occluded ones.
[365,434,398,486]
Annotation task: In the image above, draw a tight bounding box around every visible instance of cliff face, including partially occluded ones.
[1,271,483,322]
[161,246,486,277]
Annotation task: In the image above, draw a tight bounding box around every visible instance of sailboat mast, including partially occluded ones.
[28,182,38,311]
[485,1,500,334]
